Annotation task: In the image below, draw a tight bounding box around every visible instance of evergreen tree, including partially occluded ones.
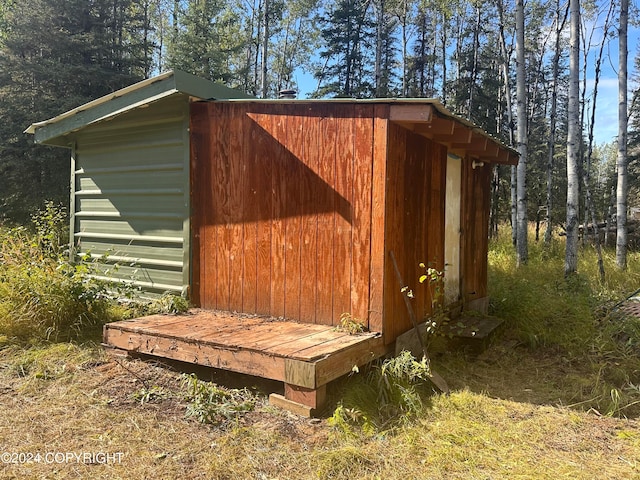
[0,0,148,223]
[313,0,375,98]
[166,0,242,84]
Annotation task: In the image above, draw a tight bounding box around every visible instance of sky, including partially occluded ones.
[292,21,639,147]
[589,23,639,145]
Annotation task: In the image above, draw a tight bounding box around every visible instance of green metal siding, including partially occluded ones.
[71,95,190,297]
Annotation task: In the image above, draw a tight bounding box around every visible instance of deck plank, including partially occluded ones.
[233,323,333,351]
[266,329,353,357]
[290,333,381,361]
[103,309,388,391]
[104,329,286,381]
[315,336,388,386]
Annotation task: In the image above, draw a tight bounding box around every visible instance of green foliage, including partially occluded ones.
[111,294,190,322]
[313,0,375,98]
[167,0,242,84]
[0,0,149,223]
[489,228,640,416]
[416,262,453,342]
[335,312,366,334]
[30,200,68,257]
[182,373,257,425]
[0,204,112,344]
[330,350,434,433]
[132,385,172,405]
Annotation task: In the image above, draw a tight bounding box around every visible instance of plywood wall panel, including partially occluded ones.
[269,109,287,318]
[298,112,320,323]
[384,122,407,342]
[192,103,376,329]
[283,109,304,321]
[333,104,355,324]
[315,111,337,325]
[228,105,245,312]
[368,105,389,334]
[382,124,447,343]
[352,106,374,327]
[212,104,231,310]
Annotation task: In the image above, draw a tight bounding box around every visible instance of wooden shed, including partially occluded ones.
[28,70,517,414]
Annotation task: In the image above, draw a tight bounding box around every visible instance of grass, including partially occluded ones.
[0,346,637,479]
[485,230,640,416]
[0,222,639,478]
[0,204,189,345]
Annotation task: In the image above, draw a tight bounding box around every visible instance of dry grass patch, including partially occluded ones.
[0,343,638,479]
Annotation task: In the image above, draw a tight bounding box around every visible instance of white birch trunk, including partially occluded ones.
[261,0,269,98]
[565,0,580,276]
[616,0,628,269]
[515,0,528,265]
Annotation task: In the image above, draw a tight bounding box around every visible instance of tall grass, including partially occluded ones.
[488,228,640,350]
[488,227,640,415]
[0,203,111,344]
[334,226,640,424]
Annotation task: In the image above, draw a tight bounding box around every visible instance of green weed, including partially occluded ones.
[182,373,257,425]
[0,208,112,344]
[330,350,435,433]
[488,226,640,416]
[132,385,172,404]
[334,312,366,334]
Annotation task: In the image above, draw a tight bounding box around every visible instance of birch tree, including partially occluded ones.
[515,0,528,265]
[565,0,580,276]
[544,0,568,245]
[616,0,628,269]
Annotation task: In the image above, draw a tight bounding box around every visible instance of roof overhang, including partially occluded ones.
[387,102,518,165]
[219,98,518,165]
[25,70,253,147]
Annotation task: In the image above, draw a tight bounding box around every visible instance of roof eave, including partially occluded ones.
[25,70,253,146]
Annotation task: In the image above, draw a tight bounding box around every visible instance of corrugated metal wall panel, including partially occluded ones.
[71,95,190,297]
[76,196,185,215]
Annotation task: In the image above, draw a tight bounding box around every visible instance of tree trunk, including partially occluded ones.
[496,0,516,244]
[441,13,447,103]
[616,0,628,269]
[261,0,269,98]
[583,1,613,281]
[545,0,567,245]
[374,0,383,96]
[565,0,580,276]
[468,4,481,118]
[515,0,528,266]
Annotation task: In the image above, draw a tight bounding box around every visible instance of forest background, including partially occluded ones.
[0,0,638,249]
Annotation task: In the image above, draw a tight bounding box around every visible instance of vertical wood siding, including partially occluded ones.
[383,123,447,343]
[191,102,378,328]
[192,101,493,341]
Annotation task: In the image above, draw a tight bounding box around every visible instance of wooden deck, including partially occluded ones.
[103,309,387,415]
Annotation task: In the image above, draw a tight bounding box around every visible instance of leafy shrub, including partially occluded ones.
[330,350,435,433]
[0,204,111,344]
[182,373,257,425]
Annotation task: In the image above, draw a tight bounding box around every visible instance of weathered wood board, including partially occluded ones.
[103,310,387,390]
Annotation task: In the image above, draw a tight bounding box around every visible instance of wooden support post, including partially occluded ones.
[269,383,327,417]
[285,383,327,409]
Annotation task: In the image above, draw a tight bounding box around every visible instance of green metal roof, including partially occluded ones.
[25,70,253,146]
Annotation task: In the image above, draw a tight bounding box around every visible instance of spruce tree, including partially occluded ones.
[0,0,148,223]
[313,0,375,98]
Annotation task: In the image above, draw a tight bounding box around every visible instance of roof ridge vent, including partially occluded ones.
[278,89,297,100]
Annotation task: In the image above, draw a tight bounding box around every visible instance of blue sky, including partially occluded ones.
[590,23,639,145]
[292,22,638,147]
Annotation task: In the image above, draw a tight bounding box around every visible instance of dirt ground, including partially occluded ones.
[0,343,638,479]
